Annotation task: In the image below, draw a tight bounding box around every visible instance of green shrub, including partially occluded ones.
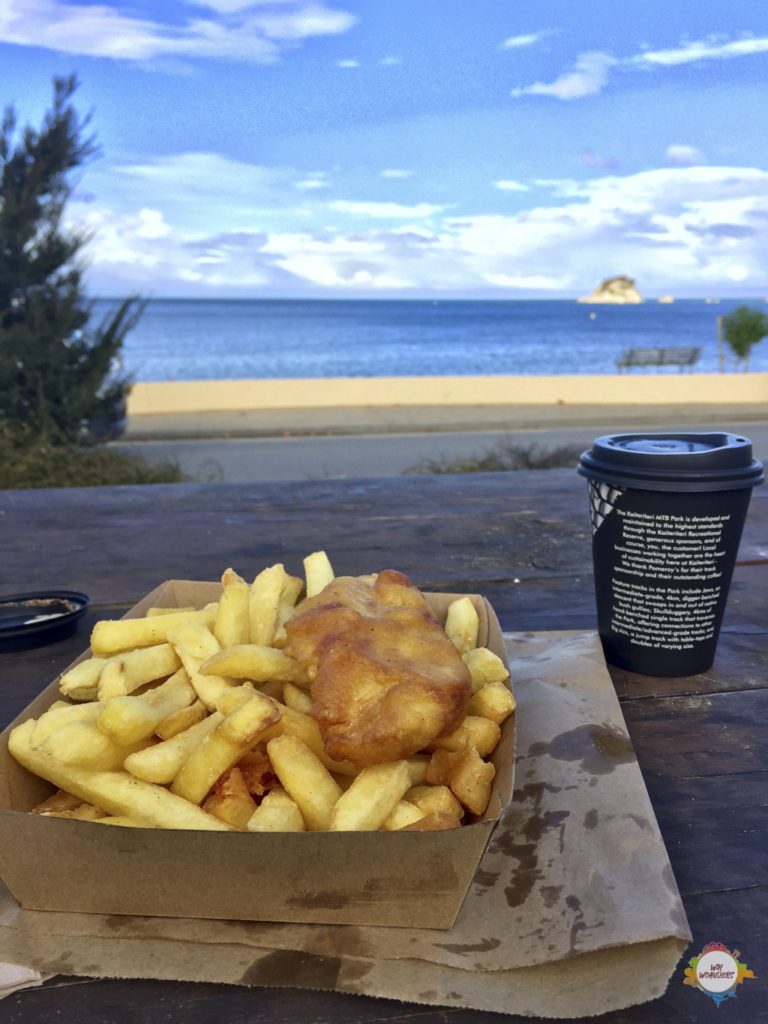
[722,305,768,370]
[0,434,185,489]
[405,442,583,475]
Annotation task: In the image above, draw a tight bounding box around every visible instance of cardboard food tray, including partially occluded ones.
[0,580,515,931]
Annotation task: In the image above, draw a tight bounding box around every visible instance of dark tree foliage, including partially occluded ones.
[0,75,143,444]
[722,305,768,371]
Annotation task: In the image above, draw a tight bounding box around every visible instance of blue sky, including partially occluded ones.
[2,0,767,298]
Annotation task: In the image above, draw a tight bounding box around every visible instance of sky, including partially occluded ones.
[1,0,768,299]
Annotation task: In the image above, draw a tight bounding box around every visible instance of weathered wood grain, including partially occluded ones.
[1,472,765,606]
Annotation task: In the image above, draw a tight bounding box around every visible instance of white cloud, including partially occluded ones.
[511,51,615,100]
[378,55,401,66]
[134,208,172,239]
[493,179,529,192]
[634,34,768,67]
[485,273,569,289]
[335,58,359,68]
[511,33,768,103]
[502,30,549,50]
[328,200,444,218]
[666,144,707,166]
[184,0,297,12]
[380,168,414,179]
[0,0,356,64]
[73,154,768,296]
[294,176,330,190]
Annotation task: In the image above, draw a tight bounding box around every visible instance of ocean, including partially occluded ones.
[91,298,768,382]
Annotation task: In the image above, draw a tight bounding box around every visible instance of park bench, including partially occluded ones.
[616,346,701,372]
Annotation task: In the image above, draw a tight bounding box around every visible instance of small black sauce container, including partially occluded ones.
[578,433,764,677]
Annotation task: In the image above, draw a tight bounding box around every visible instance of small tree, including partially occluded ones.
[721,305,768,372]
[0,75,142,445]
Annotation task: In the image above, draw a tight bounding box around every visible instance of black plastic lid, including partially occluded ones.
[578,432,764,492]
[0,590,89,648]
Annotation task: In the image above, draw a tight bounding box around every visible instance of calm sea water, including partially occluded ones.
[92,298,768,382]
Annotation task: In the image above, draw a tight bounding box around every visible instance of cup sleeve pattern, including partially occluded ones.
[589,480,624,534]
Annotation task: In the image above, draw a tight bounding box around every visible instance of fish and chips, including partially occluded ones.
[9,554,515,833]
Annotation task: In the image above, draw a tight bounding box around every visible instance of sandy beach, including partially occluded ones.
[126,372,768,438]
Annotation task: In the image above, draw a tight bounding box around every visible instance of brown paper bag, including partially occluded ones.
[0,630,689,1017]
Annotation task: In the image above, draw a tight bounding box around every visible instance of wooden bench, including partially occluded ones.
[616,346,701,372]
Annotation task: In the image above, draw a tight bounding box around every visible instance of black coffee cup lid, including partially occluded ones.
[578,432,764,492]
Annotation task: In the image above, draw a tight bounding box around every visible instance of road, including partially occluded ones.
[113,421,768,484]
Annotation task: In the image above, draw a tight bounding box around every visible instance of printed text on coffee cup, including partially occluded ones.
[610,510,730,651]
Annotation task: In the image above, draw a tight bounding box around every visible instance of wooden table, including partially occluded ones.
[1,470,766,1023]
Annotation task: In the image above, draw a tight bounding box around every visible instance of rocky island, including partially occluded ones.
[578,275,643,304]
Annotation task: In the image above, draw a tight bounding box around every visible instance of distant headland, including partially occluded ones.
[578,275,643,304]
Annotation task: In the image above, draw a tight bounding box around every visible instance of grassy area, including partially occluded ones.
[0,438,185,489]
[405,442,583,475]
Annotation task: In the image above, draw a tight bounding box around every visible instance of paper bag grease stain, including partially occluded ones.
[527,723,635,775]
[0,630,691,1019]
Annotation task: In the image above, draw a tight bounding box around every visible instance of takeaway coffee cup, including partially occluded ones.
[578,433,763,677]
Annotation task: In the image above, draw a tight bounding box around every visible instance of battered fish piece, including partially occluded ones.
[284,570,472,766]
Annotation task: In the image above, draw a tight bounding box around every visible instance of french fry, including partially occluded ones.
[155,699,206,740]
[249,563,286,646]
[97,697,158,748]
[469,679,516,724]
[59,658,107,701]
[213,577,250,649]
[303,550,334,598]
[41,721,149,771]
[202,766,257,829]
[247,787,305,832]
[9,720,230,830]
[427,746,496,815]
[95,816,152,827]
[282,682,313,715]
[168,622,234,710]
[262,701,359,776]
[171,694,280,804]
[272,574,304,648]
[406,784,464,822]
[200,645,306,685]
[32,789,84,814]
[97,660,127,700]
[404,755,430,785]
[146,607,196,616]
[91,605,217,655]
[266,734,342,831]
[219,693,281,744]
[381,800,425,831]
[444,596,479,655]
[330,761,411,831]
[428,716,501,757]
[426,748,456,787]
[124,712,222,784]
[462,647,510,693]
[401,812,460,831]
[447,745,496,816]
[222,568,246,587]
[96,643,182,699]
[30,701,101,748]
[41,803,105,821]
[97,669,195,746]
